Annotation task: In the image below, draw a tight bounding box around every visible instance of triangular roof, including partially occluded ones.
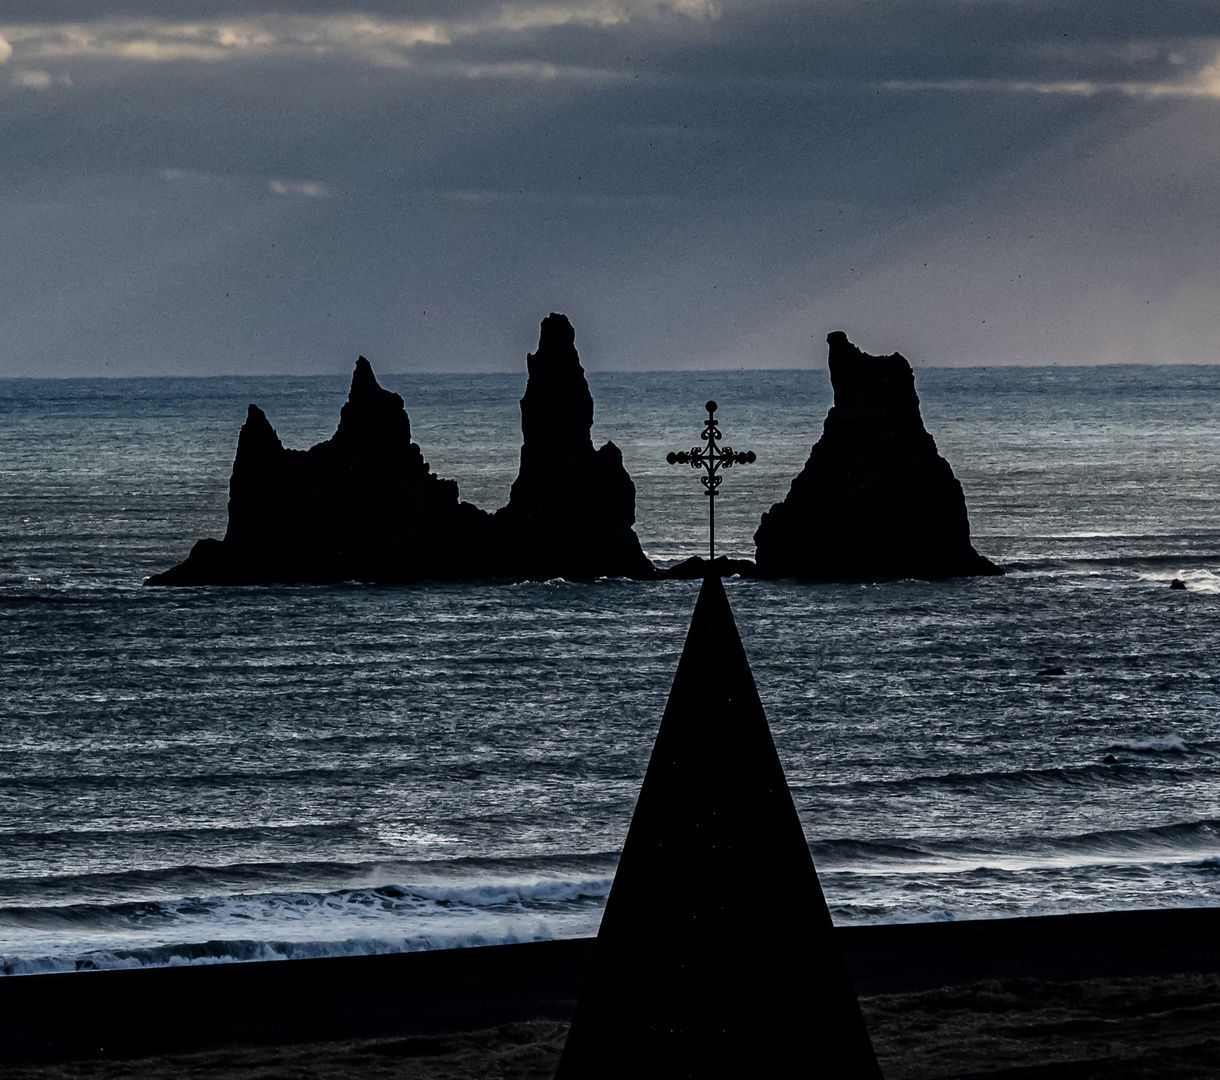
[555,575,881,1078]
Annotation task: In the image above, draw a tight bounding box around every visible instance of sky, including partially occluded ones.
[2,1,1219,375]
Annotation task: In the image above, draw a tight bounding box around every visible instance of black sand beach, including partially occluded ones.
[4,908,1220,1078]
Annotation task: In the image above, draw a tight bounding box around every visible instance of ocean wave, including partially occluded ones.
[1138,568,1220,594]
[0,929,567,978]
[0,876,612,931]
[0,593,99,606]
[1109,736,1188,754]
[812,819,1220,875]
[807,838,934,865]
[3,753,609,790]
[0,873,613,977]
[992,818,1220,861]
[0,821,366,849]
[0,853,623,908]
[999,553,1212,572]
[842,759,1190,799]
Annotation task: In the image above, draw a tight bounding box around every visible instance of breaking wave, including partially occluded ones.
[0,871,613,977]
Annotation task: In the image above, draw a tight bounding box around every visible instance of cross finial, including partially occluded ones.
[666,400,756,563]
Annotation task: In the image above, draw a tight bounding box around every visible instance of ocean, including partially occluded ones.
[1,365,1219,976]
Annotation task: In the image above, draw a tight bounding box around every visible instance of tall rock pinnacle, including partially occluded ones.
[329,356,415,459]
[491,314,655,580]
[753,331,1000,580]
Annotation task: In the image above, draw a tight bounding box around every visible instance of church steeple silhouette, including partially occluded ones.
[555,575,882,1078]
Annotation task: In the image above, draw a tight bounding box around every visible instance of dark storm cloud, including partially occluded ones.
[2,0,501,16]
[2,1,1219,374]
[8,0,1220,79]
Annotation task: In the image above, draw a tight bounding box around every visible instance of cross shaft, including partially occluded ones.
[666,400,756,563]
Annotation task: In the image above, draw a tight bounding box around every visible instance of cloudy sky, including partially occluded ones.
[3,1,1219,375]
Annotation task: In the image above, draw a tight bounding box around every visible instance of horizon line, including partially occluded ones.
[3,360,1220,382]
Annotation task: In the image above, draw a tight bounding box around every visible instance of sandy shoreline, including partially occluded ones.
[5,909,1220,1077]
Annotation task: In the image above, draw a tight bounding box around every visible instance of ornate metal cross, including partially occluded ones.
[666,400,756,563]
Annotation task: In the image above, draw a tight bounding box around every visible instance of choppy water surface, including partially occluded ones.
[1,366,1218,974]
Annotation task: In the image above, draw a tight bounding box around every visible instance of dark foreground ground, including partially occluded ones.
[5,909,1220,1079]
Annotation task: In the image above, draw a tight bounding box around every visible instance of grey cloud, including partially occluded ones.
[3,0,1220,375]
[3,2,1218,81]
[0,3,720,70]
[268,179,330,196]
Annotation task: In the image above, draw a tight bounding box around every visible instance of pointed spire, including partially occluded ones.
[233,404,283,462]
[556,575,881,1078]
[519,312,594,455]
[332,355,414,456]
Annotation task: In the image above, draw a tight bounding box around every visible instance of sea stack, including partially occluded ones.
[148,327,656,586]
[147,358,490,584]
[490,314,654,580]
[753,331,1000,581]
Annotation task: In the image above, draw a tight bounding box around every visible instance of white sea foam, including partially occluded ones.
[1138,567,1220,593]
[1114,736,1188,753]
[1177,568,1220,594]
[0,874,612,976]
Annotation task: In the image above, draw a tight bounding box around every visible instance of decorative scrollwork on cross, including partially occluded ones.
[666,400,756,563]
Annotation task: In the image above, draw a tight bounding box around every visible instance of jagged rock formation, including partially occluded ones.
[148,318,654,585]
[489,314,654,580]
[147,358,491,585]
[754,331,1000,581]
[662,555,757,580]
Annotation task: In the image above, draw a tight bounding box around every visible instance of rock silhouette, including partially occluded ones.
[754,331,1001,581]
[555,574,881,1077]
[662,555,756,579]
[489,313,653,580]
[148,316,653,585]
[147,358,489,585]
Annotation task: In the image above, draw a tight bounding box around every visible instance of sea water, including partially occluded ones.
[1,366,1218,975]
